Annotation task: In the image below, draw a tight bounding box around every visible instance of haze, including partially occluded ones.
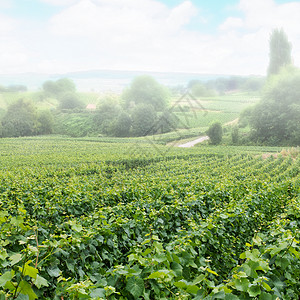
[1,0,299,76]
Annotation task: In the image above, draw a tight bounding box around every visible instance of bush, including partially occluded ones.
[37,110,54,135]
[1,99,38,137]
[231,125,239,144]
[249,67,300,145]
[207,122,223,145]
[131,104,157,136]
[123,75,169,111]
[111,112,132,137]
[59,92,85,110]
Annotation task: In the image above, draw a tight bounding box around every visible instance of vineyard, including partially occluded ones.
[0,138,300,299]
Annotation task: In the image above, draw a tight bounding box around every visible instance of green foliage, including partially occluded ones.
[37,110,54,135]
[249,67,300,145]
[94,97,121,135]
[188,80,216,97]
[123,75,168,111]
[154,110,178,134]
[267,28,292,76]
[207,122,223,145]
[42,78,76,97]
[111,112,132,137]
[1,99,38,137]
[231,125,239,144]
[131,103,156,136]
[2,137,300,299]
[53,112,97,137]
[59,92,85,110]
[239,106,254,128]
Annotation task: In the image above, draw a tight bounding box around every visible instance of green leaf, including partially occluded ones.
[90,288,106,298]
[270,275,285,290]
[153,242,164,253]
[186,284,199,294]
[141,238,151,245]
[212,291,225,299]
[289,246,300,258]
[193,274,205,285]
[19,262,38,279]
[248,285,261,297]
[18,280,38,300]
[47,266,61,277]
[253,236,262,246]
[148,270,169,279]
[174,280,188,289]
[275,257,289,269]
[261,281,272,292]
[170,262,182,277]
[259,292,274,300]
[0,249,8,261]
[66,259,75,272]
[71,223,83,232]
[34,275,49,289]
[153,253,166,263]
[126,276,144,299]
[142,248,152,256]
[15,295,29,300]
[243,261,260,278]
[225,294,240,300]
[233,277,250,292]
[10,216,23,226]
[0,271,14,287]
[10,253,22,266]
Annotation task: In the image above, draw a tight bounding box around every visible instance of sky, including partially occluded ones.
[0,0,299,76]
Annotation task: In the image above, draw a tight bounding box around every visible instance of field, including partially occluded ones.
[172,93,259,130]
[1,137,300,299]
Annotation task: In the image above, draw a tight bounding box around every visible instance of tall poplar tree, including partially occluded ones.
[267,28,292,76]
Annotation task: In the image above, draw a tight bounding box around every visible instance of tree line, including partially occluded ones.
[0,76,177,138]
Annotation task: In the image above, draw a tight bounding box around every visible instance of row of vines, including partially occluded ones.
[0,138,300,299]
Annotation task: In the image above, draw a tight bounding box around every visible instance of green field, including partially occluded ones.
[1,137,299,299]
[172,93,259,129]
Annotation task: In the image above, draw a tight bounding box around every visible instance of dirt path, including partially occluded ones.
[177,136,209,148]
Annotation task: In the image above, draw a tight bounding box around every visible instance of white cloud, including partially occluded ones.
[218,0,300,73]
[49,0,172,37]
[49,0,278,75]
[166,1,198,30]
[46,0,203,72]
[0,14,29,73]
[1,0,300,76]
[219,17,243,31]
[0,14,16,34]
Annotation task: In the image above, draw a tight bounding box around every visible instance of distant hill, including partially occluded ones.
[0,70,228,92]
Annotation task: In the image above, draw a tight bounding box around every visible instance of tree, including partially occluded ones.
[59,92,84,110]
[1,99,38,137]
[131,104,156,136]
[43,78,76,97]
[154,110,178,134]
[249,67,300,145]
[123,75,168,111]
[267,28,292,76]
[188,80,215,97]
[111,112,132,137]
[94,96,121,135]
[231,126,239,144]
[207,122,223,145]
[37,110,54,135]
